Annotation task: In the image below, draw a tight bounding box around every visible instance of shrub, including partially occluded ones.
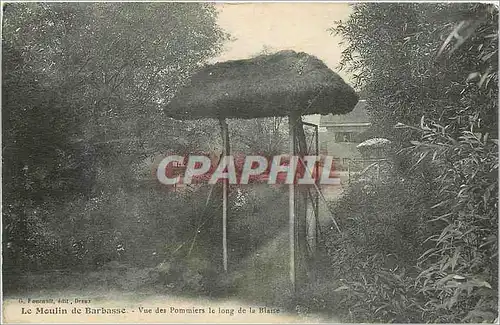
[328,3,498,322]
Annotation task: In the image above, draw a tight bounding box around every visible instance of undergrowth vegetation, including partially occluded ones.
[3,3,497,324]
[306,3,498,323]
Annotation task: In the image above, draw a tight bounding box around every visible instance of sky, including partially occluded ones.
[212,2,354,125]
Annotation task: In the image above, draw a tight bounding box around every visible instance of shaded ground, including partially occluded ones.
[3,176,349,324]
[221,180,346,320]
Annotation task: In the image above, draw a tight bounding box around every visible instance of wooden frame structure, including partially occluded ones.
[213,112,320,291]
[165,50,358,292]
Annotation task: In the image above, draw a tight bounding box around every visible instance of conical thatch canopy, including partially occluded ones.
[165,50,358,120]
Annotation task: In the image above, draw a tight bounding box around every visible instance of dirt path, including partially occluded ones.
[3,181,348,324]
[3,290,335,323]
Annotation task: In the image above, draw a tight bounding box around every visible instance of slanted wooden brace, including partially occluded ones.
[165,50,358,292]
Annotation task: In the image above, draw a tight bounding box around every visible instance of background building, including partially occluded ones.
[319,100,370,168]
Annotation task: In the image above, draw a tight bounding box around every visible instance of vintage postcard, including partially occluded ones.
[2,1,498,324]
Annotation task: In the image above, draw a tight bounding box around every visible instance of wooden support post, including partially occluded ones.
[288,117,296,292]
[290,112,309,291]
[303,122,320,257]
[219,118,230,273]
[314,124,320,246]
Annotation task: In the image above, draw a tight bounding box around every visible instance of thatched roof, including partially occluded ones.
[165,50,358,120]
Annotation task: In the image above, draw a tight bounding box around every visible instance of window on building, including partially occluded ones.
[320,141,328,153]
[335,132,355,142]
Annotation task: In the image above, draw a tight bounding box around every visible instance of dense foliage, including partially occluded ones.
[2,3,296,300]
[317,3,498,322]
[2,2,230,274]
[3,3,497,323]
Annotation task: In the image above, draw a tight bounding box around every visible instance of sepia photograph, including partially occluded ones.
[2,1,498,323]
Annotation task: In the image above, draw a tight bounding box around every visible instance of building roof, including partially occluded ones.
[319,100,370,127]
[165,50,358,120]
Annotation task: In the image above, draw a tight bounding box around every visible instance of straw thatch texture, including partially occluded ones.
[165,50,358,120]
